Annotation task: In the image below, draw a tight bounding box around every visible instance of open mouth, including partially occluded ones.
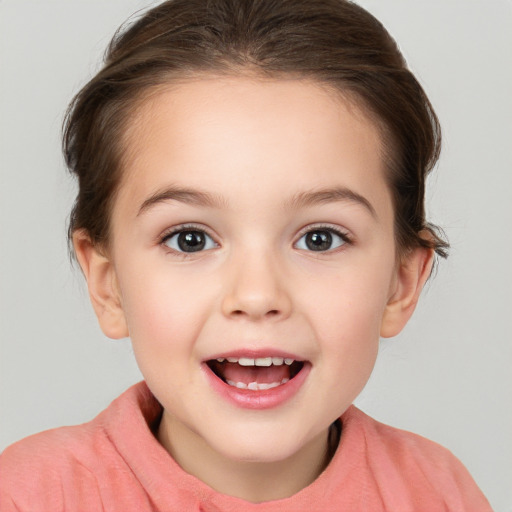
[206,356,305,391]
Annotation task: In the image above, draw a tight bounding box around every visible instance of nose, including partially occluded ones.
[221,250,292,321]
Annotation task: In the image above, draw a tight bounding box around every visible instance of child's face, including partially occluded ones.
[83,76,425,470]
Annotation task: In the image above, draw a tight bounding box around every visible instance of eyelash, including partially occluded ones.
[158,223,353,256]
[159,224,218,257]
[294,224,353,253]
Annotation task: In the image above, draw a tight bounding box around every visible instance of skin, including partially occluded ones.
[74,76,433,503]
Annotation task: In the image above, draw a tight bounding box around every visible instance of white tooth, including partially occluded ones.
[226,380,248,389]
[281,378,289,384]
[255,357,272,367]
[258,382,281,390]
[227,357,238,363]
[284,358,294,365]
[216,358,226,363]
[272,357,284,366]
[247,382,259,390]
[238,357,255,366]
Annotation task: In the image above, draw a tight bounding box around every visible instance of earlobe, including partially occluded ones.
[380,246,434,338]
[73,230,129,339]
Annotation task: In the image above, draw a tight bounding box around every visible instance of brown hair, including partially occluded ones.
[64,0,448,258]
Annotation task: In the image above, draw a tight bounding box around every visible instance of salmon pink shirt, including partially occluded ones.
[0,382,492,511]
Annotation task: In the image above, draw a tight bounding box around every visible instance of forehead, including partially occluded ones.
[117,76,391,217]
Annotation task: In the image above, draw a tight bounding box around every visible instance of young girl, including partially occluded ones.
[0,0,494,510]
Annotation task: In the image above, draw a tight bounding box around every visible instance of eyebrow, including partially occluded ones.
[285,187,377,218]
[137,186,227,216]
[137,184,377,218]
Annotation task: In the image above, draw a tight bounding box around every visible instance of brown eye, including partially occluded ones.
[307,231,332,251]
[296,229,347,252]
[163,230,216,253]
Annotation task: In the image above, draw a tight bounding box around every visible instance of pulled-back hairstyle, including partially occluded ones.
[64,0,448,258]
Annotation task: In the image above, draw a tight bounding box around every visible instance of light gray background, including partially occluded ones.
[1,1,510,510]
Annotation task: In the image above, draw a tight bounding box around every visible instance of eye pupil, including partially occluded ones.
[178,231,206,252]
[306,231,332,251]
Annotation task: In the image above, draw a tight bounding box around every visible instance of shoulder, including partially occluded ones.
[351,406,454,458]
[0,421,106,510]
[351,406,468,474]
[0,382,158,512]
[341,406,493,511]
[0,414,117,511]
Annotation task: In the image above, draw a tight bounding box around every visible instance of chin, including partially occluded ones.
[223,444,298,465]
[204,423,317,465]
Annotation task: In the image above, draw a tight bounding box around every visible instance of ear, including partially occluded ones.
[73,230,129,339]
[380,246,434,338]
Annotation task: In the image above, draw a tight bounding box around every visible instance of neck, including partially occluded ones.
[157,412,333,503]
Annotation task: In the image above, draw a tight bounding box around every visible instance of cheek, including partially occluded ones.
[302,259,394,332]
[118,272,211,394]
[298,253,395,374]
[117,261,216,353]
[315,286,384,401]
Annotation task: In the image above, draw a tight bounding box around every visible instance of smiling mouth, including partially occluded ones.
[206,357,305,391]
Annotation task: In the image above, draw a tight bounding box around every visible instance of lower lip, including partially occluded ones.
[203,363,311,410]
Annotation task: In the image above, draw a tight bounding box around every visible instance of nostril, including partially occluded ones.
[222,284,292,319]
[230,308,281,318]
